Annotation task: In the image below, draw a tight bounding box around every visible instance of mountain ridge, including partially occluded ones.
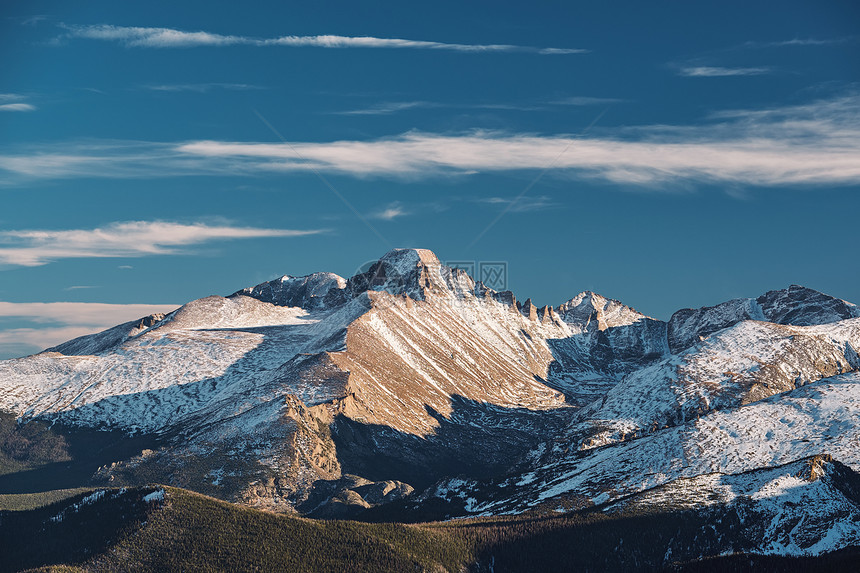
[2,247,859,560]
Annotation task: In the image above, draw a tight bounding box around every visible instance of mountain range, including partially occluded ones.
[2,248,860,568]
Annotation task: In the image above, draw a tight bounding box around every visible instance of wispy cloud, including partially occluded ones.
[369,202,411,220]
[331,100,551,115]
[20,15,50,26]
[672,36,852,76]
[0,301,179,359]
[3,94,859,188]
[706,94,860,125]
[0,301,177,327]
[0,103,36,112]
[549,96,626,106]
[56,24,587,54]
[333,97,620,116]
[477,195,558,212]
[0,221,324,268]
[175,93,860,185]
[0,94,36,112]
[144,83,263,92]
[742,37,852,48]
[334,101,438,115]
[678,66,771,77]
[175,114,860,186]
[0,327,83,359]
[0,140,225,180]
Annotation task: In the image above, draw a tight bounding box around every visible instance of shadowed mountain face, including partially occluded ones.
[6,461,860,572]
[2,248,860,558]
[667,284,860,353]
[232,272,346,310]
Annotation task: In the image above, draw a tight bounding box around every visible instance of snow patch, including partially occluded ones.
[50,490,106,523]
[143,488,165,503]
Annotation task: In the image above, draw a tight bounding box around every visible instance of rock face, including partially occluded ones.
[555,292,668,371]
[667,284,860,353]
[233,272,346,310]
[603,455,860,558]
[2,248,860,559]
[557,291,647,331]
[46,313,168,356]
[543,291,668,406]
[758,284,860,326]
[0,249,589,512]
[568,318,860,452]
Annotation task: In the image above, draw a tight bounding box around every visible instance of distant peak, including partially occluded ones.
[557,290,649,331]
[755,284,859,325]
[559,291,608,311]
[233,271,346,309]
[667,284,859,353]
[378,248,440,271]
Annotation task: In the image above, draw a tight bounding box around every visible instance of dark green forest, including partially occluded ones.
[3,485,860,573]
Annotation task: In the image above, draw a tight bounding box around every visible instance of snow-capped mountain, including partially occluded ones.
[667,284,860,353]
[2,248,859,559]
[605,454,860,559]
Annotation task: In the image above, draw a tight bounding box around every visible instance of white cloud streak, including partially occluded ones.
[144,83,263,92]
[549,96,626,106]
[369,203,410,220]
[172,93,860,185]
[742,37,851,48]
[0,221,324,267]
[332,100,554,115]
[2,95,858,188]
[334,101,438,115]
[0,301,179,359]
[0,93,37,111]
[678,66,771,77]
[0,103,36,112]
[332,97,619,116]
[478,195,558,212]
[57,24,587,54]
[0,301,178,327]
[20,15,50,26]
[176,128,860,186]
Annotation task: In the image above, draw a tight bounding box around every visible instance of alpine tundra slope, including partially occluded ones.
[1,248,859,559]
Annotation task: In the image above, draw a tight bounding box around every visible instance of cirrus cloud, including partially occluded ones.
[55,24,587,54]
[0,301,180,359]
[678,66,771,77]
[0,103,36,112]
[2,94,858,188]
[0,220,325,268]
[368,202,410,221]
[0,93,37,112]
[173,93,860,186]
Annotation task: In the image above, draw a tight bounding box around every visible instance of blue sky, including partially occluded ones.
[1,1,859,358]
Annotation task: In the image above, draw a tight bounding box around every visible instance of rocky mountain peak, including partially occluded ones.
[520,298,539,321]
[335,248,449,302]
[5,246,860,557]
[377,248,441,273]
[668,285,860,353]
[756,284,860,326]
[235,248,479,310]
[232,271,346,309]
[556,291,649,333]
